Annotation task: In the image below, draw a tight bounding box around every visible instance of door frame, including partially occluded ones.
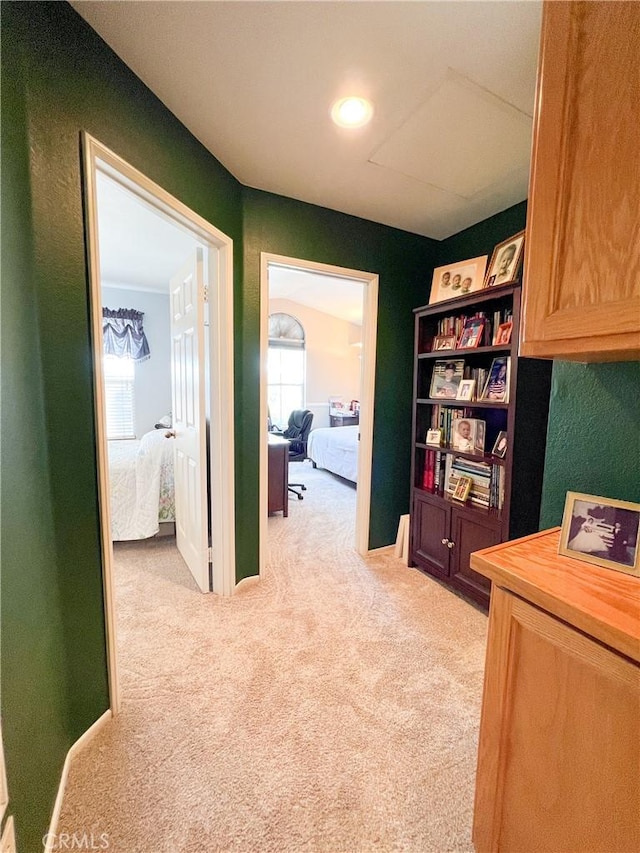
[259,253,379,574]
[82,134,236,714]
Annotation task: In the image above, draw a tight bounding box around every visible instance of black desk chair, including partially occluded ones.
[276,409,314,500]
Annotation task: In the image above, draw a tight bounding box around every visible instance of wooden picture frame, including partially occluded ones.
[432,333,457,352]
[559,491,640,577]
[456,379,476,401]
[457,318,485,349]
[452,476,473,502]
[491,430,508,458]
[495,321,513,345]
[484,230,525,287]
[429,359,465,399]
[429,255,488,304]
[480,356,509,402]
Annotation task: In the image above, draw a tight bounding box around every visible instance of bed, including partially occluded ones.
[108,429,175,541]
[307,425,359,484]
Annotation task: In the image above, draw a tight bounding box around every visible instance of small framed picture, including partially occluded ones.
[429,255,488,304]
[452,476,473,503]
[456,379,476,401]
[480,357,509,402]
[432,333,457,352]
[559,492,640,577]
[451,418,485,453]
[429,359,465,399]
[492,431,508,458]
[426,429,442,446]
[495,322,513,346]
[484,231,525,287]
[458,318,485,349]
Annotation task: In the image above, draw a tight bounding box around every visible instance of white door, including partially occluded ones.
[170,249,210,592]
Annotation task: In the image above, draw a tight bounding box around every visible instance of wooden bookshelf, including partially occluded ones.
[409,284,552,608]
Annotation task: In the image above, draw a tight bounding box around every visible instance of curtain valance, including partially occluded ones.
[102,307,150,361]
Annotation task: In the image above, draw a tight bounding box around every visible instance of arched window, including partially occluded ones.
[268,312,305,428]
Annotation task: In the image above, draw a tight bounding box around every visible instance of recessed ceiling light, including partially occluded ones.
[330,96,374,128]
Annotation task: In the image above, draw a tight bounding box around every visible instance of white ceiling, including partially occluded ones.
[72,1,541,241]
[97,170,361,324]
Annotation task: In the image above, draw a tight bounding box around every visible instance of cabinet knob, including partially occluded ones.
[441,538,449,545]
[447,540,455,549]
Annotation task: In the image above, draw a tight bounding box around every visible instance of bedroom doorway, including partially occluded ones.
[83,134,236,713]
[259,253,378,574]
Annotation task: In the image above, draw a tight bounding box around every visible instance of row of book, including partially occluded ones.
[432,307,513,349]
[446,456,505,509]
[421,451,505,509]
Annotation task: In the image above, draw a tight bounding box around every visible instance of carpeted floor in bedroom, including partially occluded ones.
[57,461,488,852]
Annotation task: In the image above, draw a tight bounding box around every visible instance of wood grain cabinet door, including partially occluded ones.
[449,510,500,607]
[474,587,640,853]
[522,1,640,362]
[411,492,450,580]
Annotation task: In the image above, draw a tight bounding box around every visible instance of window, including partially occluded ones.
[103,356,136,439]
[268,313,305,428]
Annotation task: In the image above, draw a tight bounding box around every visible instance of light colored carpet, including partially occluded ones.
[58,461,488,852]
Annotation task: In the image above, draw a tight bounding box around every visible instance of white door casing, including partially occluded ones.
[259,253,378,576]
[84,133,236,713]
[170,249,210,592]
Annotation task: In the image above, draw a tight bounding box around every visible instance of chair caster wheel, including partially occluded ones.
[301,485,307,491]
[297,493,304,500]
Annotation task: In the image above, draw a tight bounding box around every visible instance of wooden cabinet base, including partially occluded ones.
[471,531,640,853]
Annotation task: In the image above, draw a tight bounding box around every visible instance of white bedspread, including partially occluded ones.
[108,430,175,541]
[307,425,359,483]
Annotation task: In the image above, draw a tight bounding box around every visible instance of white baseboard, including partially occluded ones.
[45,710,112,853]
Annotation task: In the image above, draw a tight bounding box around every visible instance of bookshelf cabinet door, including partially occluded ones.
[521,1,640,362]
[449,510,500,607]
[411,492,450,579]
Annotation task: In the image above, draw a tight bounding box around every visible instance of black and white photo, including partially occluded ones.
[559,492,640,576]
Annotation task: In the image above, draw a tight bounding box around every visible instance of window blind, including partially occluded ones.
[103,357,136,439]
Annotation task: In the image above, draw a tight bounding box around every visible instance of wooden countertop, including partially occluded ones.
[471,528,640,662]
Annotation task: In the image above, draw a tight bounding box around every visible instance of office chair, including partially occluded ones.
[277,409,314,499]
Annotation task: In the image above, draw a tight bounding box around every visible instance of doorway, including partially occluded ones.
[83,135,236,713]
[259,253,378,574]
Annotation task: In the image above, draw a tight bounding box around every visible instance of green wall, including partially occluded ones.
[1,21,72,853]
[242,189,438,555]
[435,200,527,268]
[540,362,640,526]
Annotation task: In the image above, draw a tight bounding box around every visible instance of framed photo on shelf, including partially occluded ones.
[429,359,465,399]
[491,431,508,458]
[456,379,476,401]
[559,492,640,577]
[480,356,509,402]
[429,255,488,304]
[425,429,442,446]
[432,333,457,352]
[457,318,485,349]
[495,321,513,345]
[484,231,525,287]
[451,418,485,453]
[452,476,473,503]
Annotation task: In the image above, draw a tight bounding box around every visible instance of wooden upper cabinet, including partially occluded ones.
[521,1,640,362]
